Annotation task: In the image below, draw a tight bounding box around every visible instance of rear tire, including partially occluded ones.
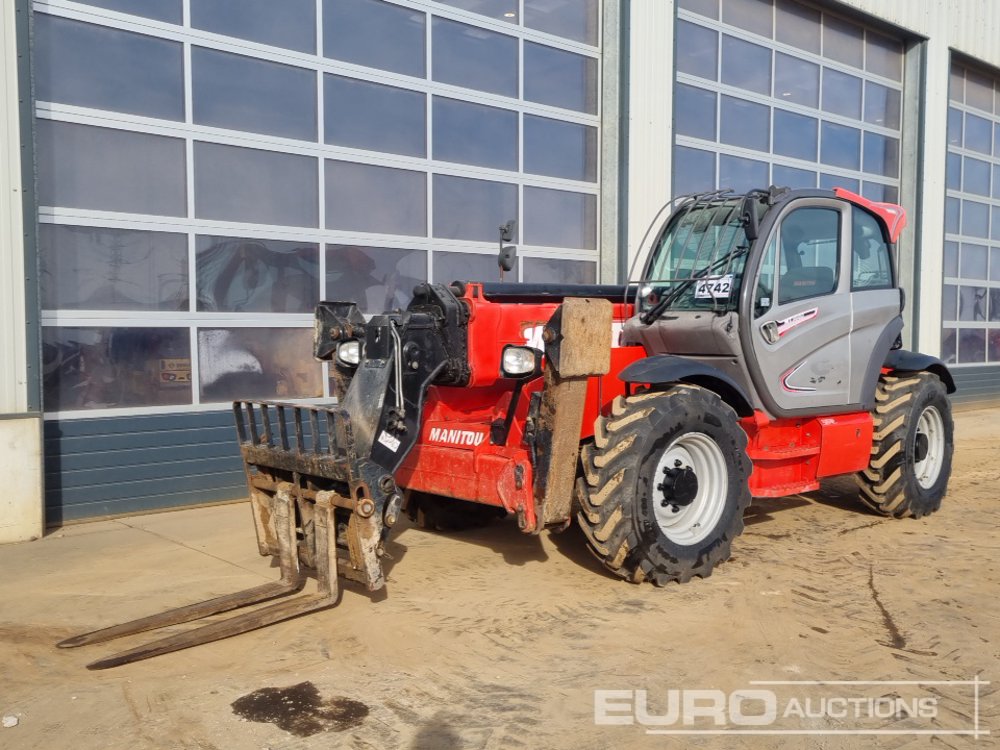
[575,386,752,585]
[857,372,954,518]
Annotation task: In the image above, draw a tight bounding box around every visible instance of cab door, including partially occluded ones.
[746,199,855,414]
[846,204,903,405]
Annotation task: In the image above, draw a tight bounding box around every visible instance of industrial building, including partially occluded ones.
[1,0,998,540]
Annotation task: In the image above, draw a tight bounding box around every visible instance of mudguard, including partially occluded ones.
[884,349,956,393]
[618,354,755,417]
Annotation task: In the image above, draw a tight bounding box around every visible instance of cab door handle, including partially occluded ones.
[760,321,779,344]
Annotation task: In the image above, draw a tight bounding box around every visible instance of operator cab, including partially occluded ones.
[622,186,905,419]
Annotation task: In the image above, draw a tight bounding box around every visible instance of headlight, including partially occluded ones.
[336,340,361,367]
[501,345,541,378]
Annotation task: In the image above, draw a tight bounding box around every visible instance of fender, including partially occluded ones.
[884,349,956,393]
[618,355,755,417]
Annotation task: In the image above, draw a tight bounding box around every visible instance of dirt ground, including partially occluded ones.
[0,408,997,749]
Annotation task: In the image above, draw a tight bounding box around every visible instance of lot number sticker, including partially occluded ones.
[694,274,734,300]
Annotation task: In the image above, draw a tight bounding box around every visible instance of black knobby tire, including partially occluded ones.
[857,372,954,519]
[405,491,505,532]
[575,385,752,585]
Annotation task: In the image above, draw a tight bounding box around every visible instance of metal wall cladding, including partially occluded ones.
[44,411,246,523]
[950,364,1000,408]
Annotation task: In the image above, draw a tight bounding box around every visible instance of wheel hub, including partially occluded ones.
[658,459,699,512]
[652,432,729,546]
[913,405,946,490]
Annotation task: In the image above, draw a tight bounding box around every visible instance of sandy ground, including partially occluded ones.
[0,408,998,749]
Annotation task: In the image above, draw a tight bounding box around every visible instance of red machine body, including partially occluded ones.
[395,283,874,531]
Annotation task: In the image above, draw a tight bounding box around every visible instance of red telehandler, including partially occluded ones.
[60,185,955,668]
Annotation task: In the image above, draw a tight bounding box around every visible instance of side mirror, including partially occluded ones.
[498,245,517,272]
[498,219,517,279]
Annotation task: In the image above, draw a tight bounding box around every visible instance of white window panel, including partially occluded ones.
[325,244,426,313]
[37,120,187,216]
[195,236,319,313]
[523,115,597,182]
[192,47,317,141]
[325,160,427,235]
[191,0,316,53]
[197,327,322,402]
[524,0,598,45]
[35,13,184,120]
[42,326,192,411]
[323,0,426,77]
[432,16,518,97]
[39,225,189,312]
[324,74,426,157]
[523,186,596,250]
[432,97,518,170]
[432,250,499,285]
[433,174,518,242]
[194,142,319,227]
[523,256,596,284]
[524,41,598,114]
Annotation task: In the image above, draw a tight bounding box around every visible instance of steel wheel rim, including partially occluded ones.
[653,432,729,545]
[914,405,945,490]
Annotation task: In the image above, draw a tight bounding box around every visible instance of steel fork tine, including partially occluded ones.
[57,485,304,652]
[82,496,339,670]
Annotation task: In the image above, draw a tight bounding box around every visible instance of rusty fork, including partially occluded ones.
[57,484,341,670]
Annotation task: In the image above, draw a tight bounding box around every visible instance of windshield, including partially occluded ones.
[638,196,756,313]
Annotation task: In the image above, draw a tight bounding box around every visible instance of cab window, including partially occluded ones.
[753,236,776,318]
[776,207,840,305]
[851,208,893,290]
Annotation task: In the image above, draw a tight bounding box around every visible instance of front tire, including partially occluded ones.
[576,386,752,585]
[857,372,954,518]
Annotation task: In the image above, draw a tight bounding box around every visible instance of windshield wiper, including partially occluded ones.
[639,245,748,325]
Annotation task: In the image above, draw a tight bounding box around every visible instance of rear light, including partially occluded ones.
[501,345,541,378]
[336,340,361,367]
